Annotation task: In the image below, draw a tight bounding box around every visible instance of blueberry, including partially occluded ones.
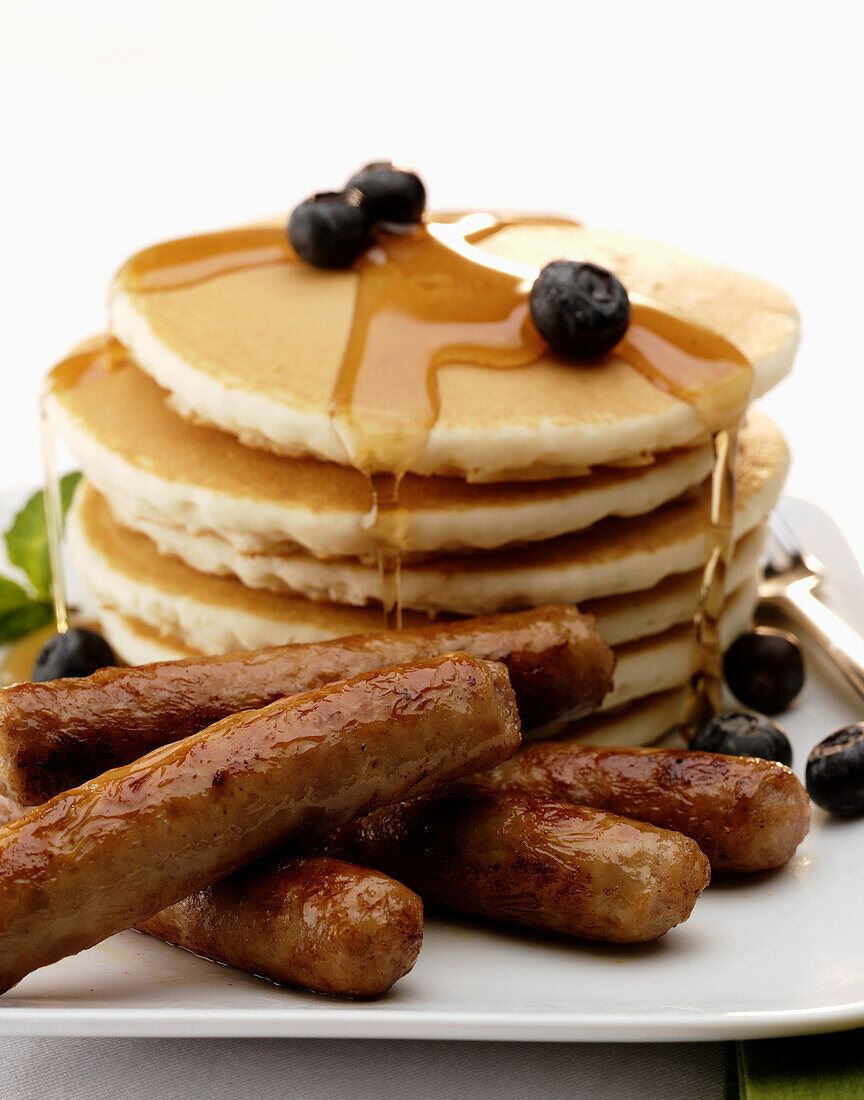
[529,261,630,359]
[32,627,117,682]
[723,628,805,715]
[287,191,374,269]
[806,724,864,816]
[345,162,426,226]
[690,711,793,766]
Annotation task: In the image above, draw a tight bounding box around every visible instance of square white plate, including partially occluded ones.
[1,495,863,1041]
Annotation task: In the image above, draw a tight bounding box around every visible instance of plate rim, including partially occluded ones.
[2,1001,864,1042]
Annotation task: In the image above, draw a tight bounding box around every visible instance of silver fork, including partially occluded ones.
[761,512,864,704]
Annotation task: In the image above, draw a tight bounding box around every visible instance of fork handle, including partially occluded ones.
[764,580,864,705]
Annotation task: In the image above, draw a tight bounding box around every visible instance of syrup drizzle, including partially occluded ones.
[1,396,85,684]
[685,425,740,727]
[109,213,753,717]
[0,622,57,687]
[0,405,67,684]
[40,399,68,635]
[119,228,294,293]
[29,338,130,679]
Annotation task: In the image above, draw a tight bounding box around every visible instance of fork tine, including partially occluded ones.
[768,510,802,559]
[764,523,796,577]
[766,509,825,579]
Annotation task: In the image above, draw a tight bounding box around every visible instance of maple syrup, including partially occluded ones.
[0,623,56,687]
[40,400,68,635]
[34,337,129,650]
[0,616,103,687]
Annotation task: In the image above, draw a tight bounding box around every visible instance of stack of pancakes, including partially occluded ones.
[47,216,798,745]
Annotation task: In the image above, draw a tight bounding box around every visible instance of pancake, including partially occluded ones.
[47,355,716,558]
[70,480,763,659]
[101,610,199,664]
[551,689,691,748]
[94,412,786,614]
[109,217,798,479]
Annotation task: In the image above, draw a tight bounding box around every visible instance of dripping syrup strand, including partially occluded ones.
[40,399,69,635]
[327,215,550,628]
[118,227,294,293]
[0,622,57,686]
[38,338,127,645]
[682,425,739,730]
[366,475,405,630]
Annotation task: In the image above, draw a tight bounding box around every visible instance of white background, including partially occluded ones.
[0,1,861,1093]
[1,0,863,551]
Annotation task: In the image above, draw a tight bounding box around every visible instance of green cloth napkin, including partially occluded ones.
[725,1030,864,1098]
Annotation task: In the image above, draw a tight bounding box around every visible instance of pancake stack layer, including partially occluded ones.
[47,213,798,744]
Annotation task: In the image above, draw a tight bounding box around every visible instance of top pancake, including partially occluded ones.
[109,216,799,480]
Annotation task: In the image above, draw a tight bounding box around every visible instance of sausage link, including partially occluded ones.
[0,605,611,805]
[0,653,520,994]
[476,743,810,872]
[138,856,423,999]
[323,786,710,943]
[0,793,421,998]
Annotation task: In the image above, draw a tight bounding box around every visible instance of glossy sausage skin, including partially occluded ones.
[138,856,423,999]
[0,797,422,998]
[323,787,710,943]
[476,743,810,872]
[0,605,611,806]
[0,654,520,994]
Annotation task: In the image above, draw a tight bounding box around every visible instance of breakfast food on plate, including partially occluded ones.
[0,792,423,997]
[42,166,798,742]
[0,604,613,805]
[0,654,520,993]
[0,783,423,997]
[323,786,711,943]
[0,164,815,999]
[475,743,810,872]
[138,856,424,999]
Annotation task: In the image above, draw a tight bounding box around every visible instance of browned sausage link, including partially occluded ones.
[138,856,423,999]
[323,787,710,943]
[475,743,810,872]
[0,797,421,998]
[0,605,611,806]
[0,790,421,999]
[0,654,520,994]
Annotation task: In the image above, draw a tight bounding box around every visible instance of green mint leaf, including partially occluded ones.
[60,470,83,512]
[0,601,54,646]
[4,472,82,599]
[0,576,54,645]
[0,575,32,615]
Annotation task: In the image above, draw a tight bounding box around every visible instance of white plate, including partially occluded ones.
[0,495,863,1041]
